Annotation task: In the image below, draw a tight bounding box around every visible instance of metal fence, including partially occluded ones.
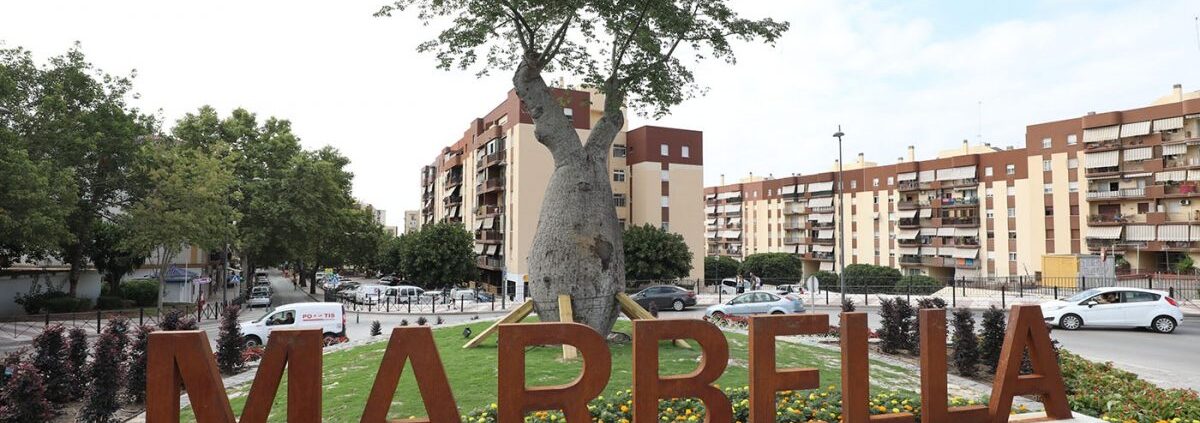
[0,302,229,342]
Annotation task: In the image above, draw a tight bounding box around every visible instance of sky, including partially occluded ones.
[3,0,1200,227]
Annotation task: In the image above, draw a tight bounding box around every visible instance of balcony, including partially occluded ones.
[476,230,503,242]
[813,237,835,245]
[955,258,980,269]
[445,174,463,188]
[476,256,504,270]
[812,221,834,229]
[1165,157,1200,169]
[898,218,920,228]
[1085,239,1123,251]
[1085,139,1121,151]
[922,257,952,267]
[897,238,923,246]
[1085,166,1120,177]
[443,196,463,206]
[899,255,922,265]
[938,197,979,208]
[784,203,806,214]
[809,206,835,214]
[897,200,921,210]
[1086,188,1145,200]
[942,216,979,227]
[811,252,834,261]
[783,221,806,230]
[477,177,506,194]
[476,204,504,217]
[1164,183,1200,196]
[941,178,979,189]
[1163,241,1200,250]
[476,151,507,169]
[898,181,924,192]
[783,237,804,245]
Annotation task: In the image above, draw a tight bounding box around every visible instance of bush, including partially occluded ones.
[840,298,856,313]
[399,319,409,327]
[916,297,947,309]
[1059,350,1200,421]
[80,331,125,423]
[842,264,902,293]
[950,308,980,377]
[215,305,245,375]
[978,306,1006,373]
[158,308,197,331]
[812,271,839,291]
[370,320,382,336]
[125,325,154,404]
[739,253,802,279]
[877,298,915,354]
[104,316,131,351]
[31,324,70,404]
[0,362,53,423]
[704,256,741,281]
[94,296,129,310]
[66,327,90,400]
[121,279,159,307]
[910,297,947,355]
[894,275,944,296]
[416,316,428,326]
[41,296,91,313]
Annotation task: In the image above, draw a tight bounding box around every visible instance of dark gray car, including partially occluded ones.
[631,285,697,312]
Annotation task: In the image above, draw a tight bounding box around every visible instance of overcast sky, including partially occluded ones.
[4,0,1200,227]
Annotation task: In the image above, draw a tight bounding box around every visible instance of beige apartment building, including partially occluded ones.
[706,85,1200,281]
[420,88,705,289]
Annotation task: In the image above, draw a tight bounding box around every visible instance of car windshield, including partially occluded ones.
[252,308,276,322]
[1063,288,1103,303]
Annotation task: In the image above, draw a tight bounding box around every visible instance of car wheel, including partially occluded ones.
[323,332,340,345]
[672,300,685,311]
[1151,315,1177,334]
[710,311,726,321]
[1059,314,1083,330]
[243,335,262,348]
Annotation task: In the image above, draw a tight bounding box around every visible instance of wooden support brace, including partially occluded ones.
[616,293,691,349]
[463,300,535,349]
[559,295,578,360]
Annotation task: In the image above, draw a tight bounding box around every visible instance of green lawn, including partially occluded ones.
[182,320,917,422]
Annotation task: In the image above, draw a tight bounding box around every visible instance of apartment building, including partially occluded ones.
[402,210,421,234]
[419,88,705,288]
[705,85,1200,280]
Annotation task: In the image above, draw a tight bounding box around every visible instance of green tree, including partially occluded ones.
[278,147,357,293]
[402,222,475,289]
[704,256,740,281]
[0,45,155,294]
[88,220,147,296]
[842,264,902,293]
[739,253,803,280]
[0,134,75,267]
[622,224,693,284]
[378,234,411,279]
[378,0,787,334]
[124,140,239,308]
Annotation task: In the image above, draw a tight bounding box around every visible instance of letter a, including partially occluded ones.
[362,327,460,423]
[987,305,1071,423]
[632,319,731,423]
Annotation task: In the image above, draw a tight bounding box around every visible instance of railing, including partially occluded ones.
[1164,183,1200,195]
[896,201,920,210]
[476,150,507,168]
[783,237,804,245]
[1085,139,1121,150]
[1088,214,1134,224]
[784,204,806,214]
[938,197,979,207]
[810,206,835,214]
[442,196,462,206]
[1164,241,1198,249]
[941,178,979,188]
[1086,188,1145,200]
[942,216,979,226]
[812,221,834,229]
[445,174,463,186]
[956,258,980,269]
[897,238,922,246]
[1085,166,1120,175]
[922,256,951,266]
[478,177,506,192]
[783,221,805,230]
[899,255,922,265]
[476,230,503,241]
[897,181,923,191]
[811,252,834,261]
[1165,157,1200,168]
[476,256,504,268]
[898,218,920,227]
[476,204,504,216]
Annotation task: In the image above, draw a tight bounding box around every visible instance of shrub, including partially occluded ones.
[436,316,444,325]
[215,305,245,375]
[0,363,53,423]
[877,298,915,354]
[739,253,803,279]
[840,298,856,313]
[812,271,839,292]
[66,327,90,399]
[80,331,125,423]
[41,296,92,313]
[978,306,1006,373]
[416,316,428,326]
[399,319,409,327]
[1060,350,1200,421]
[159,308,197,331]
[121,279,159,307]
[894,275,944,296]
[950,308,980,377]
[703,256,740,281]
[370,320,382,336]
[13,284,52,314]
[916,297,947,309]
[842,264,902,293]
[910,297,948,355]
[31,324,70,403]
[94,296,126,310]
[125,325,155,403]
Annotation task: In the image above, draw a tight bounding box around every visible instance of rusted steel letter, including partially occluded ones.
[841,312,914,423]
[987,305,1072,423]
[918,309,987,423]
[146,330,235,423]
[497,322,611,423]
[748,314,827,423]
[239,328,322,423]
[632,319,731,423]
[362,327,461,423]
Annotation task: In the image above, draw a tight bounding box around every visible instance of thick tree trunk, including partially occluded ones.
[514,60,626,334]
[67,243,83,296]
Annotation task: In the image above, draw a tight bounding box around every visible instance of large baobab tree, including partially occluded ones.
[377,0,788,334]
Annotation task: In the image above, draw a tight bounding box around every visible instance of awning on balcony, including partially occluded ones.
[1155,116,1184,131]
[919,228,938,236]
[1192,226,1200,242]
[1123,147,1152,161]
[813,244,834,253]
[481,216,495,229]
[819,262,834,271]
[716,191,741,200]
[726,204,742,213]
[1084,151,1119,168]
[473,243,486,254]
[794,244,808,254]
[474,219,485,230]
[1083,125,1119,142]
[955,228,978,237]
[937,166,976,181]
[780,185,798,195]
[705,193,716,200]
[705,232,717,238]
[1120,121,1151,138]
[897,229,919,240]
[919,209,933,218]
[794,184,807,193]
[1086,226,1123,240]
[723,231,742,239]
[482,245,494,256]
[918,170,936,182]
[1156,170,1187,182]
[1126,225,1155,241]
[897,172,917,182]
[1124,172,1152,179]
[897,247,919,255]
[1158,225,1189,242]
[491,245,504,257]
[809,197,833,208]
[813,214,834,223]
[728,217,742,226]
[705,206,717,214]
[896,209,918,219]
[808,181,833,192]
[817,229,834,239]
[953,248,979,259]
[706,218,717,225]
[936,227,955,236]
[1162,143,1189,156]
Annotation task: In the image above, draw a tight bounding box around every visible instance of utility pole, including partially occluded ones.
[832,125,846,306]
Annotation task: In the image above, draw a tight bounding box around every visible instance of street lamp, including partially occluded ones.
[832,125,846,306]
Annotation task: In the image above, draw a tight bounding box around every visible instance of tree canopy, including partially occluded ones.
[401,222,476,288]
[703,256,739,281]
[739,253,803,280]
[623,224,692,283]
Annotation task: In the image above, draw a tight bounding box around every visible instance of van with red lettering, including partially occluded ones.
[239,302,346,347]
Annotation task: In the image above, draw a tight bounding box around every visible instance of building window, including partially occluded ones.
[613,144,627,157]
[986,210,994,219]
[1068,181,1079,192]
[1009,252,1017,262]
[1008,230,1017,239]
[613,170,626,182]
[1006,164,1016,175]
[1045,206,1053,216]
[1007,207,1016,218]
[986,187,994,198]
[985,167,994,177]
[872,178,879,187]
[887,176,894,185]
[660,144,669,156]
[660,222,670,231]
[660,196,669,207]
[613,194,627,207]
[1067,134,1077,145]
[682,146,690,158]
[850,180,857,189]
[1042,137,1052,149]
[618,218,626,228]
[660,170,669,181]
[1043,160,1052,172]
[1043,183,1052,194]
[1068,158,1078,169]
[987,231,995,239]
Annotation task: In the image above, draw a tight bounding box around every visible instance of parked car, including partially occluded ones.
[448,288,477,303]
[475,291,495,303]
[1039,287,1183,333]
[715,278,739,295]
[704,291,805,320]
[384,285,426,304]
[247,286,272,308]
[775,284,805,295]
[254,271,268,283]
[355,285,386,305]
[240,302,346,347]
[334,282,361,300]
[631,285,697,312]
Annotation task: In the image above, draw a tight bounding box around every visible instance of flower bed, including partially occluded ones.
[1059,350,1200,422]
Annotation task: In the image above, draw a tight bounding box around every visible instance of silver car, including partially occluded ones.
[705,291,805,320]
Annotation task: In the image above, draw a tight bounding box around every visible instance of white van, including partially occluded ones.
[239,302,346,347]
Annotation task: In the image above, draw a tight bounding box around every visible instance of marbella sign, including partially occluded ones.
[146,305,1070,423]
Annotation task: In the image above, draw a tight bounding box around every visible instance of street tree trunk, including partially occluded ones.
[514,59,626,335]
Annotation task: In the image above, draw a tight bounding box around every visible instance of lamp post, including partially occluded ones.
[832,125,846,306]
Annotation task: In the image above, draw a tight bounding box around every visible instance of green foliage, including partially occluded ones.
[125,325,155,404]
[622,224,693,282]
[739,253,802,279]
[842,264,902,293]
[979,306,1007,373]
[32,324,70,403]
[1174,255,1195,274]
[80,330,125,423]
[402,222,476,288]
[950,308,980,377]
[216,305,246,375]
[812,271,839,291]
[121,279,159,307]
[41,296,92,313]
[370,320,382,337]
[377,234,410,279]
[877,298,915,355]
[1059,350,1200,421]
[94,296,127,310]
[916,297,947,309]
[0,363,53,423]
[840,298,856,313]
[909,297,946,355]
[89,220,147,295]
[894,275,944,295]
[66,327,89,400]
[0,128,75,267]
[703,256,740,281]
[158,309,197,331]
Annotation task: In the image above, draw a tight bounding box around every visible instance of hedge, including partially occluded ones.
[121,279,159,307]
[893,275,943,295]
[41,297,92,313]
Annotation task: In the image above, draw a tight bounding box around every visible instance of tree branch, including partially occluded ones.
[512,59,583,162]
[540,14,574,68]
[500,0,536,54]
[610,1,653,73]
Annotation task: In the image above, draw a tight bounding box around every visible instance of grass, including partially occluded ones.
[182,320,917,422]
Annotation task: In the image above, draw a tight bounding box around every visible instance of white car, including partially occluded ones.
[246,291,272,308]
[705,291,805,320]
[240,302,346,347]
[355,285,385,305]
[716,278,739,295]
[384,285,425,304]
[448,288,476,303]
[1040,287,1183,333]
